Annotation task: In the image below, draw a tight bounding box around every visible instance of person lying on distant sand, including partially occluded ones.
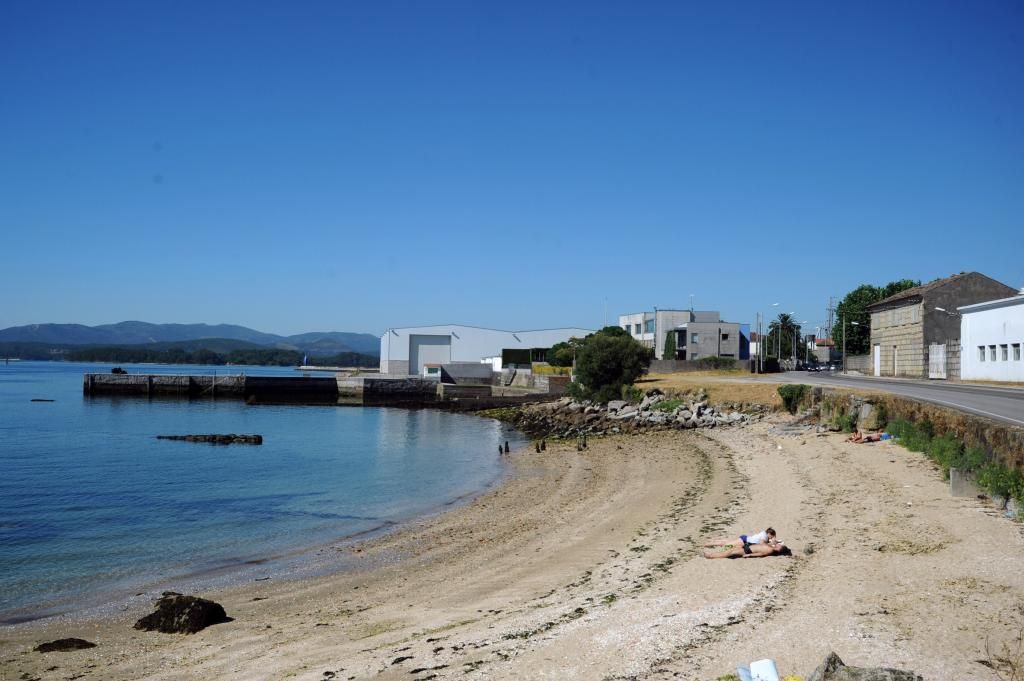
[703,540,791,559]
[704,527,776,548]
[847,431,882,443]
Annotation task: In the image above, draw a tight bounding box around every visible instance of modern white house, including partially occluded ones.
[619,309,718,359]
[619,309,750,361]
[379,325,592,376]
[959,294,1024,382]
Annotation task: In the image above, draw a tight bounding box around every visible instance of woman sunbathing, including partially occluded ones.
[703,540,791,559]
[704,527,776,548]
[847,431,882,443]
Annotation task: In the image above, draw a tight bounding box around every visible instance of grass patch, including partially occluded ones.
[652,398,684,412]
[833,412,857,433]
[640,373,782,408]
[777,384,808,414]
[621,384,644,403]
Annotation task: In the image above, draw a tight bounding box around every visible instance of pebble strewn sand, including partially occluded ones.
[3,418,1023,680]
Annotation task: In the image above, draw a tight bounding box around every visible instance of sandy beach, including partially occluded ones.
[3,416,1024,680]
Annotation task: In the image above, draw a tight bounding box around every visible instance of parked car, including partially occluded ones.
[805,362,821,372]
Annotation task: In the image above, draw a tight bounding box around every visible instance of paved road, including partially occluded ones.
[772,371,1024,427]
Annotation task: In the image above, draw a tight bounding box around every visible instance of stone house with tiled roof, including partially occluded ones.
[865,272,1018,379]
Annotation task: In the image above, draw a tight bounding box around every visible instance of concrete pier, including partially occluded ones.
[83,373,245,398]
[84,373,560,409]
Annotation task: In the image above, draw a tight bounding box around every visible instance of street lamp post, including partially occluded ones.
[843,318,860,374]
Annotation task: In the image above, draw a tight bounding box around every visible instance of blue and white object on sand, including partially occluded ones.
[750,658,781,681]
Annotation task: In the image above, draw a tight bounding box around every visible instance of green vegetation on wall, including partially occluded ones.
[885,418,1023,502]
[777,384,808,414]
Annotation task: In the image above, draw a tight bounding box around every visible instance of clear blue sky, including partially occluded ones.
[2,1,1022,337]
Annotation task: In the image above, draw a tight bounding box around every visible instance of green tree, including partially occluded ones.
[569,326,653,403]
[767,313,801,360]
[662,331,676,360]
[547,338,582,367]
[836,279,919,355]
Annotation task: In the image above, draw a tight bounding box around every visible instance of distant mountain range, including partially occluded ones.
[0,322,380,356]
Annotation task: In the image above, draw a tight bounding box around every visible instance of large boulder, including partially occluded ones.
[807,652,922,681]
[607,400,627,413]
[134,592,230,634]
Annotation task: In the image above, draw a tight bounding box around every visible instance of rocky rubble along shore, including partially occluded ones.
[500,388,768,438]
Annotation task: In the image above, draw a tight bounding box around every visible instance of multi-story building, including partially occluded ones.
[673,317,749,361]
[619,310,749,361]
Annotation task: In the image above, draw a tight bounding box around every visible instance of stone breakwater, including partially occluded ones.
[490,388,769,438]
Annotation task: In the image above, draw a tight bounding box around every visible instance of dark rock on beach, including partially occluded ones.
[156,434,263,445]
[134,592,231,634]
[34,638,97,653]
[807,652,922,681]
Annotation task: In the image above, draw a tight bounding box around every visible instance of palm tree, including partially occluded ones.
[767,313,801,360]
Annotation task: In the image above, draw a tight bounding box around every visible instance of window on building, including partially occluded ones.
[721,333,730,340]
[644,319,655,334]
[990,345,997,361]
[634,323,641,335]
[691,333,700,343]
[1001,344,1009,361]
[1014,344,1021,361]
[979,346,986,361]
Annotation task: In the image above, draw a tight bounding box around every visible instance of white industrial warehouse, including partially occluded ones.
[379,325,592,376]
[959,294,1024,382]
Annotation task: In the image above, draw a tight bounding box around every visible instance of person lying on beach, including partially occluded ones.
[703,540,791,559]
[847,431,882,443]
[704,527,776,548]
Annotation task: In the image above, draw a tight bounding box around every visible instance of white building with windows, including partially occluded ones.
[959,294,1024,382]
[379,325,592,376]
[619,309,708,359]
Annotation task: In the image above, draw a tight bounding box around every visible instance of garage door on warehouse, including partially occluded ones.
[409,334,451,375]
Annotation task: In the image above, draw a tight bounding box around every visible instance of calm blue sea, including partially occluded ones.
[0,361,523,622]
